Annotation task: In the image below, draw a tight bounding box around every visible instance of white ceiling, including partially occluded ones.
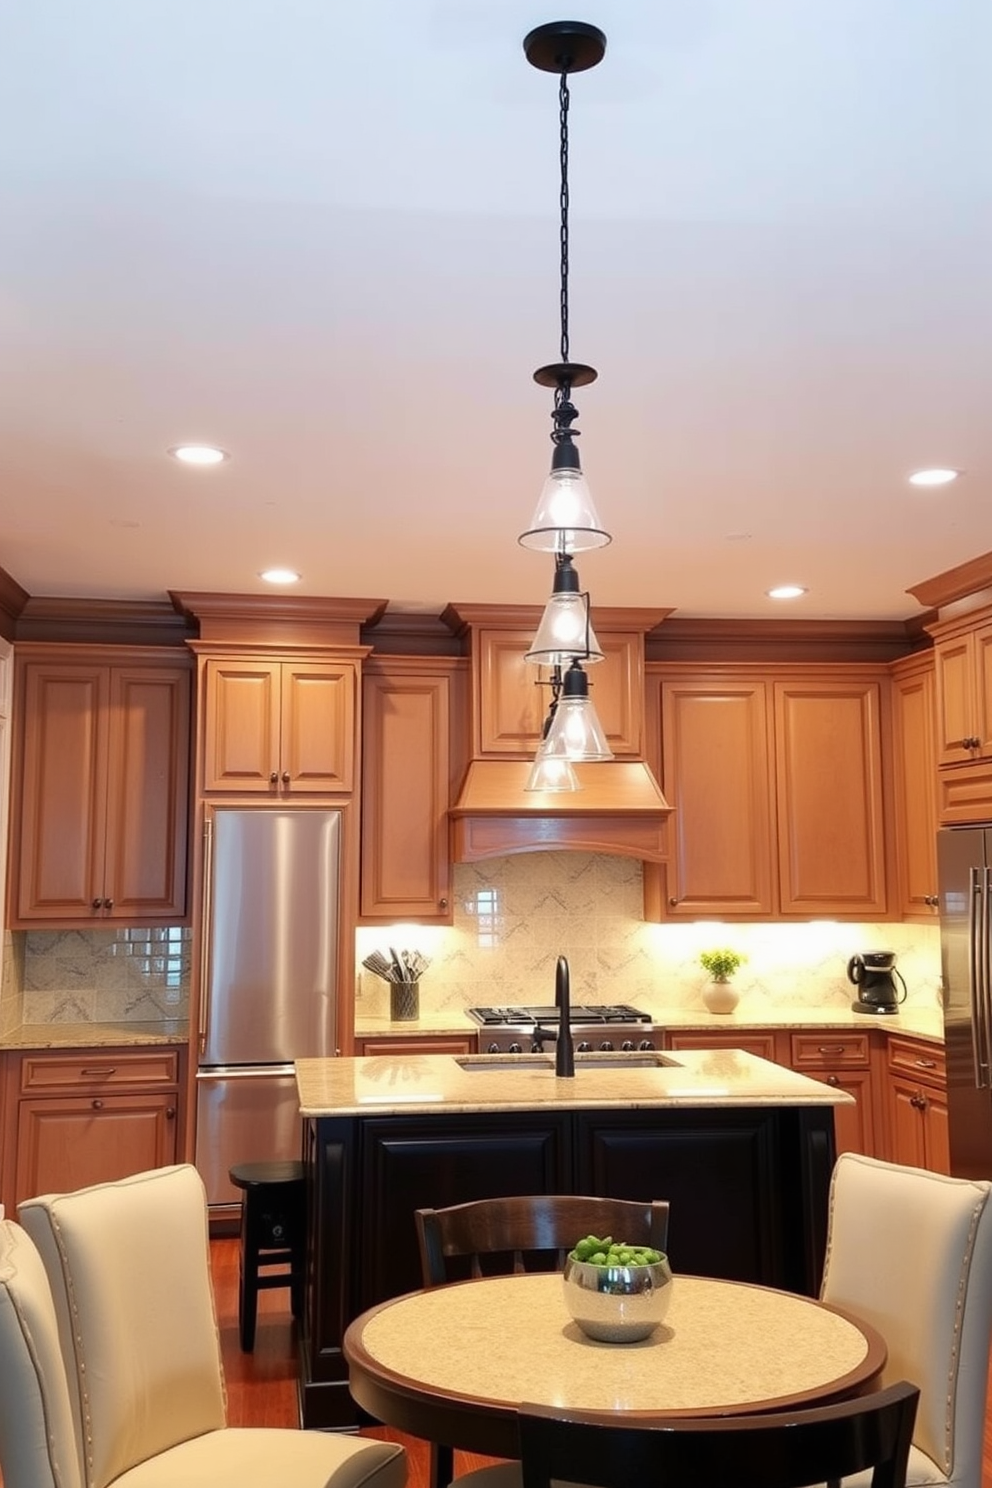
[1,1,989,623]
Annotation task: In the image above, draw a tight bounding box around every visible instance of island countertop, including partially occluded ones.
[295,1046,853,1117]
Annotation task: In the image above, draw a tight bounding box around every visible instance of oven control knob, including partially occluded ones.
[531,1039,544,1054]
[599,1040,614,1052]
[487,1042,502,1054]
[577,1041,592,1053]
[621,1040,635,1052]
[508,1042,523,1054]
[638,1039,655,1051]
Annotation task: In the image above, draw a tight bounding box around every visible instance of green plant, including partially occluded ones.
[699,948,745,981]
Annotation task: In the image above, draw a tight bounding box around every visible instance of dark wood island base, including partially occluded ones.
[297,1100,835,1430]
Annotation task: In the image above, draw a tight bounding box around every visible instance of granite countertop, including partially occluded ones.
[354,1004,945,1045]
[296,1046,853,1117]
[0,1021,190,1051]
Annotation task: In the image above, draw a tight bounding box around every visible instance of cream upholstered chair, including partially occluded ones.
[0,1217,84,1488]
[16,1165,406,1488]
[820,1153,992,1488]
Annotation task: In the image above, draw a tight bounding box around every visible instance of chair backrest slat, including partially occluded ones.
[416,1194,670,1287]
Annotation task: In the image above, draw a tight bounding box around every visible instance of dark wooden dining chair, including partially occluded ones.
[415,1193,670,1288]
[415,1194,670,1488]
[516,1380,920,1488]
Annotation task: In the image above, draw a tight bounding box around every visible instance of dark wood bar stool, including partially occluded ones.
[228,1160,306,1352]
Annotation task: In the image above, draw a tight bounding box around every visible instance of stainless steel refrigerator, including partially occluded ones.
[937,825,992,1179]
[195,806,342,1205]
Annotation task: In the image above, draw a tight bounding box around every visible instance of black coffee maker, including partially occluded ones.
[846,951,907,1014]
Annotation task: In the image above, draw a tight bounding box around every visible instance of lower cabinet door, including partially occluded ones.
[14,1092,179,1207]
[820,1069,874,1157]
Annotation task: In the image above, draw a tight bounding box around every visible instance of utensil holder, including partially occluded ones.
[390,980,419,1022]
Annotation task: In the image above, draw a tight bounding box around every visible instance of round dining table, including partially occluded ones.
[343,1271,887,1463]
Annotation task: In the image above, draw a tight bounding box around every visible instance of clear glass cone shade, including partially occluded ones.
[544,694,614,761]
[524,593,605,665]
[519,468,612,553]
[524,736,580,793]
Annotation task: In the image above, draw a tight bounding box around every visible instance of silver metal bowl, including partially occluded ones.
[562,1254,674,1343]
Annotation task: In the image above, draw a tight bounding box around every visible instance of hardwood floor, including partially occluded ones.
[212,1237,992,1488]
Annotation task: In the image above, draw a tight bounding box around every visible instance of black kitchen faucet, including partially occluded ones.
[538,955,575,1076]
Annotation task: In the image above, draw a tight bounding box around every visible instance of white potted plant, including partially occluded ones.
[699,948,745,1014]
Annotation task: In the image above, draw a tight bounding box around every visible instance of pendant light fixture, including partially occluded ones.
[520,20,612,791]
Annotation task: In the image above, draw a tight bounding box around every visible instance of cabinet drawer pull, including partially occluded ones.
[91,1098,104,1110]
[81,1067,116,1077]
[915,1058,938,1070]
[818,1044,847,1054]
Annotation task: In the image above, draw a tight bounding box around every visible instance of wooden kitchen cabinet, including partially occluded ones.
[645,665,890,920]
[9,648,191,926]
[0,1046,184,1212]
[648,676,776,917]
[883,1036,949,1172]
[931,614,992,767]
[890,654,939,918]
[353,1034,476,1056]
[200,656,356,794]
[360,659,459,922]
[666,1028,783,1062]
[789,1033,878,1157]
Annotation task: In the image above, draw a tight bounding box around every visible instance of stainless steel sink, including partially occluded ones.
[454,1052,679,1072]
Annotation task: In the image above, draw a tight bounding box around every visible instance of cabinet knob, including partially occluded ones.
[669,897,678,907]
[281,771,291,783]
[439,898,448,910]
[826,1074,840,1087]
[924,895,939,908]
[103,898,113,910]
[269,772,279,784]
[166,1106,176,1120]
[91,1098,104,1110]
[92,898,103,910]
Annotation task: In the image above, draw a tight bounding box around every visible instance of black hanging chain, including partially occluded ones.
[555,67,573,423]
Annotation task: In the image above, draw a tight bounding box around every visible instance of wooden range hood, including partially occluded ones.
[442,604,673,863]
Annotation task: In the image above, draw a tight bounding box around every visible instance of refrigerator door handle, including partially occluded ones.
[198,818,215,1057]
[970,866,992,1089]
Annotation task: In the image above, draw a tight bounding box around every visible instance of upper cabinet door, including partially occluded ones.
[773,678,888,917]
[890,657,938,918]
[103,665,190,919]
[12,655,190,926]
[360,665,452,922]
[659,678,776,917]
[933,631,978,765]
[280,662,355,793]
[201,660,282,791]
[16,664,110,920]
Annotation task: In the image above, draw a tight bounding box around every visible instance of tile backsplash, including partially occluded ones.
[2,854,943,1030]
[356,853,943,1018]
[4,926,191,1025]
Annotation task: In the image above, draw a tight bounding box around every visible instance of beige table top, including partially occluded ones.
[344,1272,886,1460]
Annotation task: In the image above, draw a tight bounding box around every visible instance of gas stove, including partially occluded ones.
[466,1004,660,1055]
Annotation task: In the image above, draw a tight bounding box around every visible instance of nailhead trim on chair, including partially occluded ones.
[2,1229,67,1486]
[822,1160,988,1478]
[45,1211,96,1480]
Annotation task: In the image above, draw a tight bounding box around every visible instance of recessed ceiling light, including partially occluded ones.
[168,444,229,465]
[908,468,961,487]
[767,585,808,601]
[260,568,301,585]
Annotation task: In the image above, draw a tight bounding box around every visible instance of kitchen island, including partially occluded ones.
[295,1047,849,1429]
